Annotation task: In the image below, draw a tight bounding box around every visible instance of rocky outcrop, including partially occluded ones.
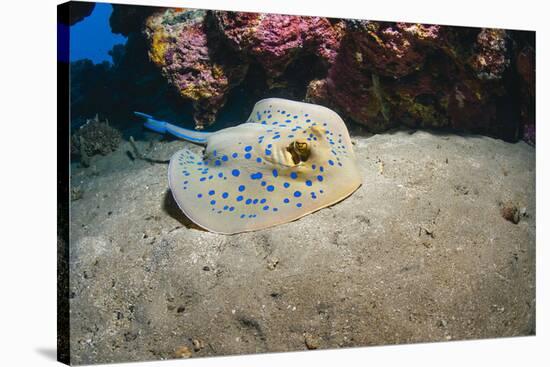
[68,5,535,143]
[306,22,531,142]
[212,12,343,81]
[141,9,343,129]
[69,2,95,25]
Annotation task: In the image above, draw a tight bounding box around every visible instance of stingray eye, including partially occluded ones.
[287,139,311,165]
[295,141,308,152]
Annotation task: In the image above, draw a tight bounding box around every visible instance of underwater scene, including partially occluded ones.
[59,1,535,365]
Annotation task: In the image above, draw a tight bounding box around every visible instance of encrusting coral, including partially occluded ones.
[71,115,122,167]
[68,6,535,143]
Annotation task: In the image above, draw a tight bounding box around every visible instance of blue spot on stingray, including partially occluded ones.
[317,175,324,182]
[273,208,278,212]
[240,214,246,218]
[236,195,243,202]
[306,119,311,122]
[244,153,252,159]
[272,169,278,177]
[218,172,224,178]
[290,172,298,179]
[209,190,215,195]
[229,207,235,212]
[246,199,252,205]
[306,180,312,187]
[213,150,217,156]
[284,198,290,203]
[285,119,291,123]
[197,194,203,198]
[232,169,240,177]
[263,206,269,211]
[250,172,263,180]
[222,155,228,161]
[288,134,294,138]
[294,191,302,197]
[283,182,290,188]
[260,198,267,204]
[208,175,213,180]
[256,157,262,163]
[320,166,325,172]
[215,160,221,166]
[210,200,216,205]
[265,149,272,156]
[267,185,275,192]
[312,164,316,170]
[253,199,259,204]
[222,192,229,199]
[232,152,238,158]
[238,185,245,192]
[200,177,206,182]
[223,205,229,210]
[261,181,267,187]
[328,160,335,166]
[244,145,252,152]
[296,203,302,207]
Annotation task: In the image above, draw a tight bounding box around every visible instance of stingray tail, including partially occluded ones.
[134,112,211,144]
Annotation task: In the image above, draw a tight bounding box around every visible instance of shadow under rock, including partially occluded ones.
[162,189,207,232]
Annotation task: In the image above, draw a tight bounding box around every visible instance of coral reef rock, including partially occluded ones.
[69,6,535,143]
[307,23,528,142]
[212,12,344,81]
[144,9,248,129]
[110,3,160,36]
[69,2,95,25]
[516,40,535,145]
[71,115,122,167]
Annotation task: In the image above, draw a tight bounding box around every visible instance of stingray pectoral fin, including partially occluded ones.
[134,111,211,144]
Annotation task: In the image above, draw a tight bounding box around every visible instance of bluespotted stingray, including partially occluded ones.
[135,98,362,234]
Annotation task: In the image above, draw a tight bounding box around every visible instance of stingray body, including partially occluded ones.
[136,98,362,234]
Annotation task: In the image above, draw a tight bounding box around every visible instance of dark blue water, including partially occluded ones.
[70,3,127,64]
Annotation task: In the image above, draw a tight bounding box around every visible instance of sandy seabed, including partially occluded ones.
[67,129,535,364]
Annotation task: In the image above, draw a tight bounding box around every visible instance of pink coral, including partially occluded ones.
[145,9,247,128]
[139,9,532,141]
[214,12,343,80]
[469,28,510,80]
